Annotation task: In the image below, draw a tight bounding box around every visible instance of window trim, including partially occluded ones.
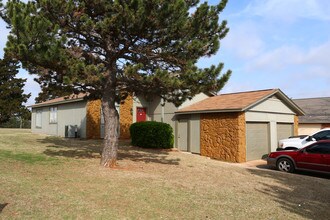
[35,110,42,128]
[49,106,58,124]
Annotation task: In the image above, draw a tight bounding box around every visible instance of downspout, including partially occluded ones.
[161,98,165,122]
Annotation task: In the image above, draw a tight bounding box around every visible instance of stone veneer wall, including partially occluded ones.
[200,112,246,163]
[119,95,133,139]
[294,115,299,136]
[86,100,101,139]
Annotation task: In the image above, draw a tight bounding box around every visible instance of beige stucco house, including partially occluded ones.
[31,94,89,138]
[30,92,211,140]
[31,88,304,162]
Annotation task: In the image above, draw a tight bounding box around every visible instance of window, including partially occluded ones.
[36,110,42,128]
[306,143,330,154]
[49,107,57,124]
[312,131,330,141]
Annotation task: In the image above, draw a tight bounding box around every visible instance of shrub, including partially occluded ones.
[129,121,174,149]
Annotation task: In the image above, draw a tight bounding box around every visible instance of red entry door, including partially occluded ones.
[136,107,147,122]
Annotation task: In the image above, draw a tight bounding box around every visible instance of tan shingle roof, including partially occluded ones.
[31,93,87,108]
[177,89,278,113]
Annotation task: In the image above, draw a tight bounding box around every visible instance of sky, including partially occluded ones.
[1,0,330,106]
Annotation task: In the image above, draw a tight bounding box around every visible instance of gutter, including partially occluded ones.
[175,108,243,115]
[29,97,85,108]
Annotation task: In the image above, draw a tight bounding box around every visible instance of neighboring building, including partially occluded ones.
[176,89,304,162]
[30,88,304,162]
[293,97,330,135]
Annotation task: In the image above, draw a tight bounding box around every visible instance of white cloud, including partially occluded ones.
[222,21,264,59]
[306,41,330,65]
[247,45,304,71]
[243,0,330,22]
[213,0,330,99]
[284,69,330,98]
[220,82,256,95]
[247,40,330,72]
[243,41,330,99]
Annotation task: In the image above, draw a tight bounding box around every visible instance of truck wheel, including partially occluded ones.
[277,158,295,173]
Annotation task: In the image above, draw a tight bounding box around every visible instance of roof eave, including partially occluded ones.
[175,108,243,115]
[242,89,305,116]
[29,97,85,108]
[277,90,306,116]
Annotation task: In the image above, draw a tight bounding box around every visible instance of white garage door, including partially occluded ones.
[246,123,270,161]
[277,123,293,141]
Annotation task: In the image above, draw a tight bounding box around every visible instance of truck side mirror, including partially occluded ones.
[306,136,316,142]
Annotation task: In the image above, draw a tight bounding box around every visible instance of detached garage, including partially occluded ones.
[175,89,304,162]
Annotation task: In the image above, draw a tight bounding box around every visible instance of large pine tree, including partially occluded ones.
[1,0,231,167]
[0,56,30,124]
[34,72,73,103]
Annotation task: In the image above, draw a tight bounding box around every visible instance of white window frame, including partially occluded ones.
[36,110,42,128]
[49,106,58,124]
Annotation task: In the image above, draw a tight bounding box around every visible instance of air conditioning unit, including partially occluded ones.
[65,125,79,138]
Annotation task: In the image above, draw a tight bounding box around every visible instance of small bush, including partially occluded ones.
[130,121,174,149]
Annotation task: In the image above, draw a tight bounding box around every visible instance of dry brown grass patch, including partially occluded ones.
[0,129,329,219]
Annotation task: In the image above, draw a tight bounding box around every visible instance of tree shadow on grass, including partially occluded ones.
[38,136,180,165]
[0,203,8,213]
[38,136,102,159]
[248,168,330,219]
[118,147,180,165]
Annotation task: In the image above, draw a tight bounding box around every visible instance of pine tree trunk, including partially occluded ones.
[100,68,119,168]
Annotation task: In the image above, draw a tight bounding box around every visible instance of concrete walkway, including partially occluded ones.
[236,159,269,170]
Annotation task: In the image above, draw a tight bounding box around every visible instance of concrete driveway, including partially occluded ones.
[239,159,268,169]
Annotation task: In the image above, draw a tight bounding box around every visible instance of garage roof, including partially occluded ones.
[176,89,305,115]
[293,97,330,123]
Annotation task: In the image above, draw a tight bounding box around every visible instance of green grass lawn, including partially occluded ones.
[0,129,329,219]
